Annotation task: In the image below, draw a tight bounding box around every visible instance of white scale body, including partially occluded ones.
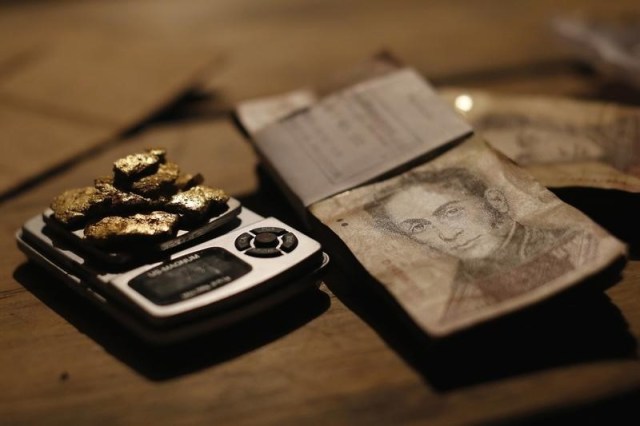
[16,200,328,344]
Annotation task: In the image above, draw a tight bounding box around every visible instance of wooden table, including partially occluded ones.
[2,1,640,424]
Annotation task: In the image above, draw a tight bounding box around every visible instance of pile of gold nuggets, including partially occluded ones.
[50,148,229,249]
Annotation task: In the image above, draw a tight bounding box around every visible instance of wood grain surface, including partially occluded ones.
[0,30,217,197]
[1,1,640,425]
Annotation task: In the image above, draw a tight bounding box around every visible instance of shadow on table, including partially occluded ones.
[13,262,330,381]
[320,236,636,392]
[586,81,640,107]
[553,187,640,258]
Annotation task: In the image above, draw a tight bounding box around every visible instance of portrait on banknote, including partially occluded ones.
[310,139,624,335]
[364,166,597,324]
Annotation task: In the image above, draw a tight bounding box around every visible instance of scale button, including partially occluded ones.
[246,247,282,258]
[254,232,279,248]
[234,232,253,251]
[251,226,286,236]
[280,233,298,252]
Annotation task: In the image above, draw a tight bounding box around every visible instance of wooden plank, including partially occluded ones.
[198,0,640,103]
[1,0,635,104]
[0,103,110,197]
[0,30,218,197]
[0,33,217,128]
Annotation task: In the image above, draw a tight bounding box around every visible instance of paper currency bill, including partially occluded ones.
[310,137,626,336]
[440,88,640,192]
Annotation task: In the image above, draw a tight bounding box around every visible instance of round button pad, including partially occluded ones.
[234,226,299,258]
[254,232,278,248]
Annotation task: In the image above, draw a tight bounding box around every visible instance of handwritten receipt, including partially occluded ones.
[251,68,473,206]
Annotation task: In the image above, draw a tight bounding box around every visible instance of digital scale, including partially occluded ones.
[16,198,329,344]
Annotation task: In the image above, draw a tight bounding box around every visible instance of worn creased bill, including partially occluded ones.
[310,137,626,336]
[440,88,640,192]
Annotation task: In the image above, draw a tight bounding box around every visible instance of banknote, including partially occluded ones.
[439,88,640,192]
[310,137,626,336]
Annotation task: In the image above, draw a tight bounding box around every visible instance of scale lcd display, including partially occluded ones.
[130,248,252,305]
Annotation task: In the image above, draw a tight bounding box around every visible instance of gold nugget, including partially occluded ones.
[50,187,110,227]
[146,148,167,164]
[84,211,179,247]
[50,147,229,246]
[113,152,160,181]
[166,185,229,223]
[94,175,114,189]
[97,181,159,213]
[175,172,204,191]
[130,162,180,198]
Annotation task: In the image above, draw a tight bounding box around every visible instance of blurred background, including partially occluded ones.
[1,0,639,201]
